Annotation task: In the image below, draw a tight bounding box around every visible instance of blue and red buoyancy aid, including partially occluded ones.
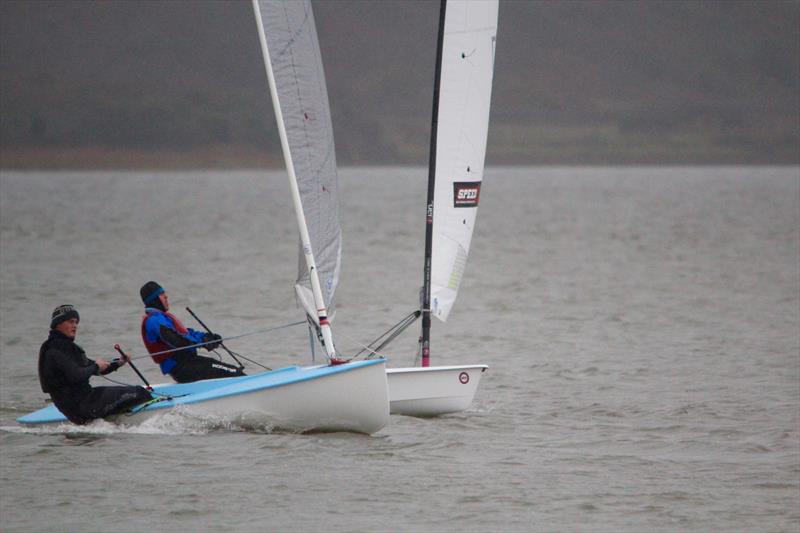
[141,309,204,372]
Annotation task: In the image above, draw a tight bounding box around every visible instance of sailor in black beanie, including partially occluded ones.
[140,281,166,311]
[50,304,80,329]
[38,304,152,425]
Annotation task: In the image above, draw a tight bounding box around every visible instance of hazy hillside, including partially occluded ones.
[1,0,798,167]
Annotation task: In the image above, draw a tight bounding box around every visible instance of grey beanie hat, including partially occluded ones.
[50,304,80,329]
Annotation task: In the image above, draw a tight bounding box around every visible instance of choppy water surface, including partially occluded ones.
[1,167,798,531]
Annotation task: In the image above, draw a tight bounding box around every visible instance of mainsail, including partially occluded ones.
[253,0,342,323]
[428,0,498,322]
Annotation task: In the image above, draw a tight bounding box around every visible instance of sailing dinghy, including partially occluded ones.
[17,361,388,433]
[18,0,390,435]
[386,0,497,416]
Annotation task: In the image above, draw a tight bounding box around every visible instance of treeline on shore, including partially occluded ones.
[1,0,797,168]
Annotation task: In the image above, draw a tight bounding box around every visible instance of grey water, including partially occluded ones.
[1,167,798,532]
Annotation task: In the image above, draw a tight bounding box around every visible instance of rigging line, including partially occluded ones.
[123,320,306,362]
[186,306,245,370]
[333,335,382,361]
[100,374,138,387]
[331,329,395,362]
[208,347,272,371]
[353,310,420,359]
[369,315,419,357]
[99,374,178,399]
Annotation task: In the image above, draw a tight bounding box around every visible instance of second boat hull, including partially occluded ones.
[387,364,488,416]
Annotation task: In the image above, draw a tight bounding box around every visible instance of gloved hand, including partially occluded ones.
[97,358,122,375]
[203,332,223,351]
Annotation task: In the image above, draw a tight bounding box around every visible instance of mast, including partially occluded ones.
[252,0,337,360]
[421,0,448,368]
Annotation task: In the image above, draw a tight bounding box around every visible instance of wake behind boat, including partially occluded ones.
[18,359,388,434]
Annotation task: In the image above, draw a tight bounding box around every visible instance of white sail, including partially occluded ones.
[253,0,342,323]
[430,0,498,321]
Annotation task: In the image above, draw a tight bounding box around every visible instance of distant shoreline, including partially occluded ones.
[0,145,281,170]
[1,145,797,170]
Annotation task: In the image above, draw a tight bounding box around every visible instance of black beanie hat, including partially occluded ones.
[140,281,164,308]
[51,304,80,329]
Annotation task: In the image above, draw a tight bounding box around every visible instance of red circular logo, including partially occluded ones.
[459,372,469,384]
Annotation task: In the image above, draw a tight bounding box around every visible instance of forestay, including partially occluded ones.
[254,0,342,322]
[430,0,498,321]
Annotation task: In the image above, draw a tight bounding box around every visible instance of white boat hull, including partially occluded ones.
[386,364,488,416]
[20,360,390,435]
[132,362,388,434]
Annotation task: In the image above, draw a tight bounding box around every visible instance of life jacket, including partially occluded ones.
[141,310,191,364]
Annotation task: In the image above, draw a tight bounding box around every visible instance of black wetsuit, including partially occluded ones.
[38,330,152,425]
[168,349,245,383]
